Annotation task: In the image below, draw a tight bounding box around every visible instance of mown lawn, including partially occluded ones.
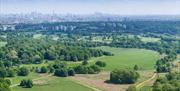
[96,46,159,71]
[13,76,95,91]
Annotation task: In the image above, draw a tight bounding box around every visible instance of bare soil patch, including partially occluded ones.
[70,72,130,91]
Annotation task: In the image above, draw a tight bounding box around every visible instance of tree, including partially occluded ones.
[18,67,29,76]
[40,66,48,73]
[110,69,140,84]
[54,68,68,77]
[0,79,11,91]
[0,68,7,78]
[90,65,101,73]
[20,79,33,88]
[133,65,139,71]
[82,60,88,65]
[7,69,16,77]
[68,68,75,76]
[95,61,106,67]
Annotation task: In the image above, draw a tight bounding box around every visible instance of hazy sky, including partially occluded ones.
[0,0,180,15]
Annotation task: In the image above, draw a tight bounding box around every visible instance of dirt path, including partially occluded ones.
[135,73,157,88]
[10,74,52,88]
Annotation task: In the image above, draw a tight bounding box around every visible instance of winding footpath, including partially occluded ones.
[135,72,157,89]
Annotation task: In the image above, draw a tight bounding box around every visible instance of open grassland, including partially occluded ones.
[13,76,95,91]
[96,46,159,71]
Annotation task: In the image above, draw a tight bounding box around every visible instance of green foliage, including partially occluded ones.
[68,68,75,76]
[95,61,106,67]
[133,65,139,71]
[17,67,29,76]
[110,69,140,84]
[20,79,33,88]
[0,68,7,78]
[153,72,180,91]
[0,79,11,91]
[54,68,68,77]
[6,68,16,77]
[82,60,88,65]
[74,65,101,74]
[40,66,48,73]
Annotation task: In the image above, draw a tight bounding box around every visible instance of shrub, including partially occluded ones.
[54,68,68,77]
[68,69,75,76]
[74,65,101,74]
[18,67,29,76]
[82,60,88,65]
[40,66,48,73]
[0,79,11,91]
[6,69,16,77]
[20,79,33,88]
[110,69,140,84]
[90,65,101,73]
[95,61,106,67]
[133,65,139,71]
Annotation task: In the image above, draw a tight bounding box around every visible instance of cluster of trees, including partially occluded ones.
[53,61,105,77]
[20,79,33,88]
[0,33,112,67]
[110,69,140,84]
[153,72,180,91]
[74,64,101,74]
[156,53,177,73]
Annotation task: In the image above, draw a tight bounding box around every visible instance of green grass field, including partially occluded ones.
[8,73,41,85]
[13,76,95,91]
[96,46,159,71]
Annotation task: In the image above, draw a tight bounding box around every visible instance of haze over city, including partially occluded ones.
[1,0,180,15]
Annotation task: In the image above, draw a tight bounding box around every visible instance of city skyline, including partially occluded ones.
[0,0,180,15]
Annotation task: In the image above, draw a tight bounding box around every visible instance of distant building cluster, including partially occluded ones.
[0,24,16,31]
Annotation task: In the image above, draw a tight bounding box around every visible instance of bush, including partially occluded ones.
[110,69,140,84]
[0,79,11,91]
[74,65,89,74]
[133,65,139,71]
[95,61,106,67]
[18,67,29,76]
[40,66,48,73]
[74,65,101,74]
[82,60,88,65]
[20,79,33,88]
[7,69,16,77]
[0,68,7,78]
[54,68,68,77]
[90,65,101,73]
[68,69,75,76]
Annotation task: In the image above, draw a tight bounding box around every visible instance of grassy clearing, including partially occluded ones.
[33,34,43,39]
[13,76,95,91]
[7,73,41,85]
[0,41,7,47]
[96,46,159,71]
[139,37,160,43]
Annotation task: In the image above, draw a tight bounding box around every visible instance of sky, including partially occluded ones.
[0,0,180,15]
